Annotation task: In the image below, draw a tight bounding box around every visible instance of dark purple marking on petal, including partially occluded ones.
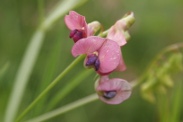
[69,29,84,42]
[85,54,100,71]
[94,58,100,71]
[86,54,98,66]
[103,91,117,99]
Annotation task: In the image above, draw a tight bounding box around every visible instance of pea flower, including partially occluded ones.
[71,36,126,75]
[64,11,135,105]
[64,11,100,42]
[107,12,135,46]
[95,75,132,104]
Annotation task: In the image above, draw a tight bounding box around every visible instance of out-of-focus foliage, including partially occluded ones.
[141,49,183,103]
[0,0,183,122]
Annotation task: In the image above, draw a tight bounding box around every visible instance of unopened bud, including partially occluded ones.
[88,21,101,34]
[121,12,135,30]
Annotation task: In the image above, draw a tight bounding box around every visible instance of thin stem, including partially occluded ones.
[24,79,139,122]
[98,30,108,37]
[4,0,88,122]
[46,69,94,110]
[24,43,183,122]
[25,94,98,122]
[15,55,84,122]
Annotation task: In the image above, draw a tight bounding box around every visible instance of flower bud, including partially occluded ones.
[88,21,101,34]
[121,12,135,30]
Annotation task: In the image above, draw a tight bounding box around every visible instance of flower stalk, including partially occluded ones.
[4,0,88,122]
[15,55,84,122]
[15,10,135,122]
[25,78,140,122]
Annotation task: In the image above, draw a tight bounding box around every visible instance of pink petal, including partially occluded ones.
[87,27,94,36]
[64,11,87,31]
[115,51,126,71]
[71,36,106,57]
[107,20,127,46]
[96,76,132,104]
[97,39,121,74]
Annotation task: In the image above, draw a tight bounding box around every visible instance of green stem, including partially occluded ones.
[98,30,108,37]
[24,79,139,122]
[15,55,84,122]
[24,41,183,122]
[4,0,88,122]
[25,94,98,122]
[46,69,94,110]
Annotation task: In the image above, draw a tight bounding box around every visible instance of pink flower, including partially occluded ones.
[95,75,132,104]
[64,11,94,42]
[107,19,127,46]
[71,36,126,75]
[107,12,135,46]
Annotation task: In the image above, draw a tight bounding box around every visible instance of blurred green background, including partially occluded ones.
[0,0,183,121]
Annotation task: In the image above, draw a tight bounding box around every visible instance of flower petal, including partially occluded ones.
[71,36,106,57]
[64,11,87,31]
[97,39,121,74]
[96,76,131,104]
[115,51,126,71]
[107,20,127,46]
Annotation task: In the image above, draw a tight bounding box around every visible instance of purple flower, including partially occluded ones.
[95,76,132,104]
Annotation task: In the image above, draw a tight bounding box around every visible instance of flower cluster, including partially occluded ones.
[65,11,135,104]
